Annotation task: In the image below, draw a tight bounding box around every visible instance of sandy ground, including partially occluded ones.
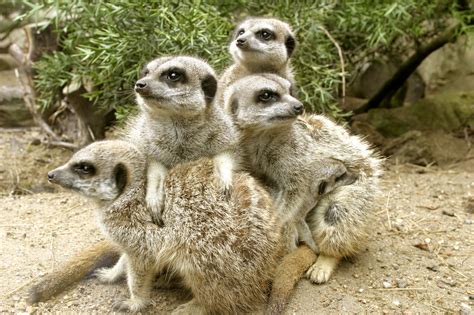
[0,129,473,314]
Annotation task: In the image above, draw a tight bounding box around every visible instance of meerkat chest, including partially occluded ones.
[244,134,312,190]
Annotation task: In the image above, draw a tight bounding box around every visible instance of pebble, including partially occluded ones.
[464,218,472,225]
[382,281,392,288]
[392,299,401,307]
[427,265,439,272]
[442,210,455,217]
[396,280,407,288]
[461,303,471,315]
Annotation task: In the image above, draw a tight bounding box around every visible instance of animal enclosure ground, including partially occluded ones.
[0,129,472,314]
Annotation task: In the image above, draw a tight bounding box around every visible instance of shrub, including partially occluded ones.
[18,0,471,122]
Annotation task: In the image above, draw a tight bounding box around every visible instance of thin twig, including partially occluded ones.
[319,25,346,106]
[2,278,36,299]
[47,140,79,151]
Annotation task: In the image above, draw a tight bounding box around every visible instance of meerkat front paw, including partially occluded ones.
[146,190,164,222]
[112,298,149,313]
[94,267,124,284]
[213,152,235,199]
[306,255,340,284]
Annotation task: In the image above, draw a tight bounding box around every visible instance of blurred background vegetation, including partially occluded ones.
[0,0,473,150]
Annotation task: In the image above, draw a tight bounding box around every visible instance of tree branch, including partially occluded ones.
[355,24,461,114]
[319,25,346,106]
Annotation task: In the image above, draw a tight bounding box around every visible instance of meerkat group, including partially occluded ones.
[28,15,381,314]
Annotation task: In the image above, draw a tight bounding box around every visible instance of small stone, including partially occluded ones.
[383,281,392,288]
[465,218,472,225]
[30,138,41,146]
[396,280,407,288]
[461,303,471,315]
[392,299,401,307]
[427,265,439,272]
[358,288,364,293]
[353,273,359,278]
[12,295,20,301]
[442,210,455,217]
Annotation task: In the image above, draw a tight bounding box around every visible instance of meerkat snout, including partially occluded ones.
[236,37,248,48]
[292,101,304,115]
[47,171,55,182]
[134,80,148,93]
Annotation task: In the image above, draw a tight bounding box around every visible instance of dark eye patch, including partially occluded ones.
[161,67,186,83]
[236,28,245,37]
[72,162,96,176]
[256,89,279,103]
[258,28,275,41]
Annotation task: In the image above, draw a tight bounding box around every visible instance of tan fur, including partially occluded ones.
[224,74,382,311]
[217,17,296,106]
[27,240,120,304]
[46,140,283,313]
[28,56,241,304]
[122,55,239,220]
[266,245,317,315]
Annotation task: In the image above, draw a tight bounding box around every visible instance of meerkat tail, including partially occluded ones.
[266,244,317,315]
[27,240,120,304]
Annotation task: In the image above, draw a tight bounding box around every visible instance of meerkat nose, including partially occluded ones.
[236,38,247,48]
[47,172,55,182]
[134,80,148,93]
[293,103,304,115]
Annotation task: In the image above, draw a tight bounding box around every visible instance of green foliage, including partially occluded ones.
[19,0,472,122]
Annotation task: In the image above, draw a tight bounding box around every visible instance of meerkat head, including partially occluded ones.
[229,17,296,72]
[47,140,144,202]
[134,56,218,116]
[224,73,304,131]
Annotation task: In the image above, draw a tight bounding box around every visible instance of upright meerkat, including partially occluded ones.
[216,17,296,105]
[124,55,239,221]
[224,74,382,288]
[47,140,283,313]
[27,55,239,303]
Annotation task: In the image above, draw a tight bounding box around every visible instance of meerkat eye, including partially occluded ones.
[162,69,183,82]
[167,71,181,81]
[258,90,279,103]
[73,162,95,175]
[259,29,274,40]
[237,29,245,36]
[143,70,149,76]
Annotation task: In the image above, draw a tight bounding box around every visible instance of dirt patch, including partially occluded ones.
[0,128,72,194]
[0,130,473,314]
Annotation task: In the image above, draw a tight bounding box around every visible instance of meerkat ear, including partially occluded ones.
[113,163,127,195]
[285,35,296,57]
[230,98,239,115]
[201,74,218,102]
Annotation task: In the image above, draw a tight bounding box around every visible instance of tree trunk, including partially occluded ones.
[355,24,460,114]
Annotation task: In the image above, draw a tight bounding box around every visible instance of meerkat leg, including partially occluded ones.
[146,160,168,223]
[171,298,207,315]
[95,254,127,284]
[213,152,235,197]
[112,258,153,312]
[306,254,340,284]
[276,188,319,252]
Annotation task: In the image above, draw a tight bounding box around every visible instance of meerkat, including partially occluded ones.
[123,55,239,222]
[27,55,239,303]
[224,74,382,289]
[46,140,283,313]
[216,17,296,105]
